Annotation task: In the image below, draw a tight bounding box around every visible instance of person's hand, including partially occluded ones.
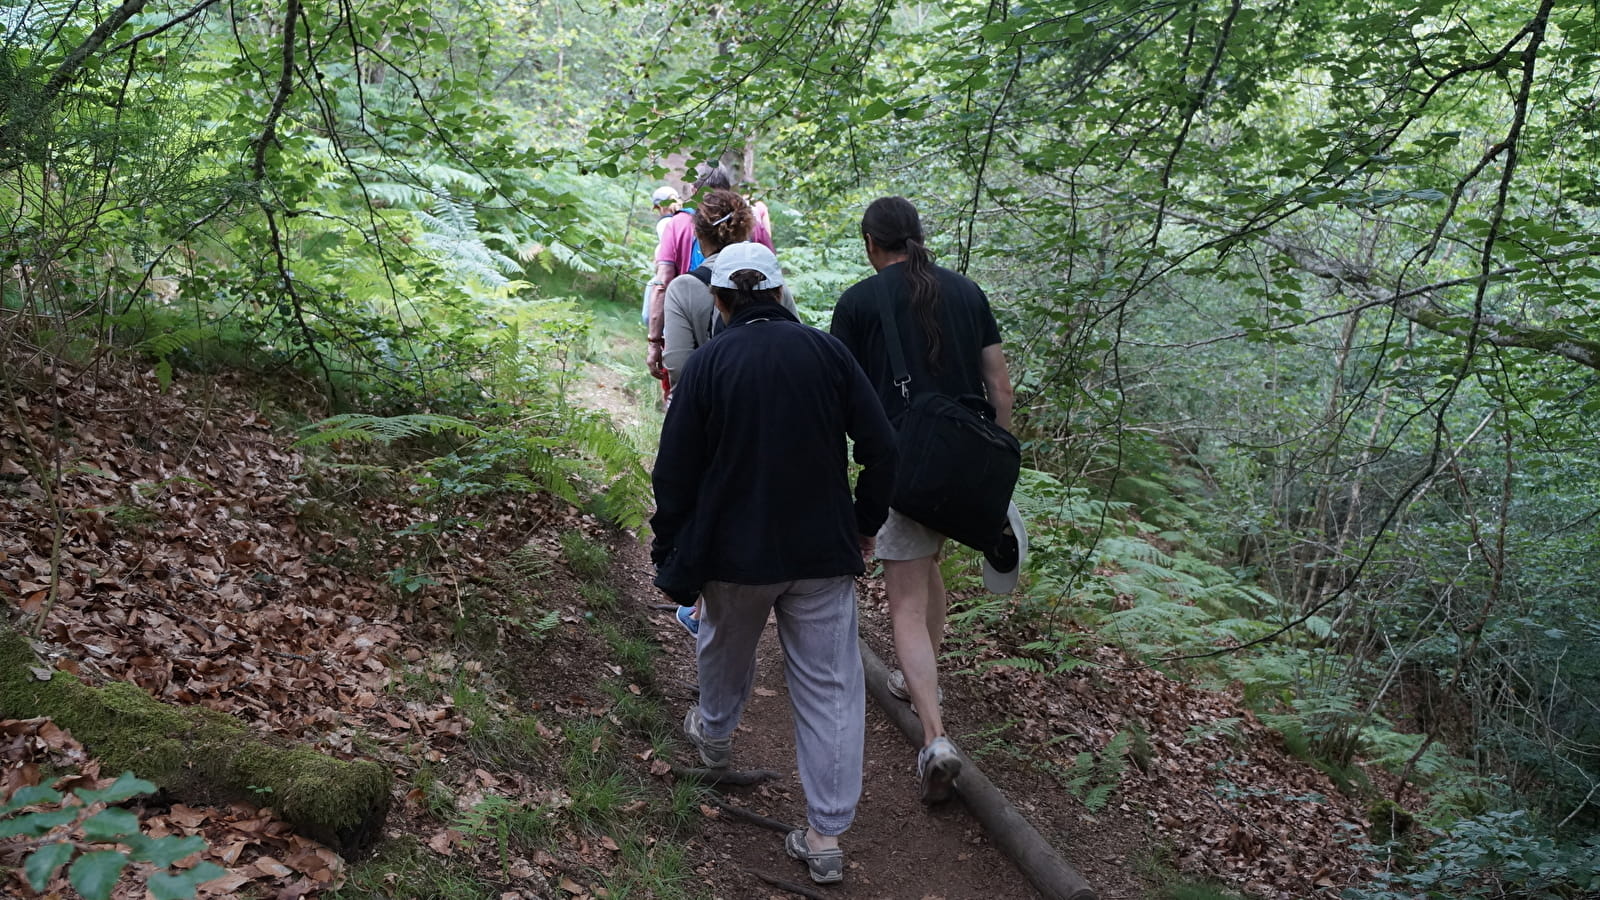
[858,534,876,561]
[647,341,665,379]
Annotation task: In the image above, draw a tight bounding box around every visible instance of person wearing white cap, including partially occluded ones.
[830,196,1023,807]
[643,187,686,328]
[651,242,896,886]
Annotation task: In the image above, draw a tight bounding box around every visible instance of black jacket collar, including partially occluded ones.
[725,302,800,328]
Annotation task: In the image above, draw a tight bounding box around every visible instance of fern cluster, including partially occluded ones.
[296,407,649,532]
[1055,730,1133,813]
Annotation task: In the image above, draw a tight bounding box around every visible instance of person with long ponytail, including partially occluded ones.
[830,196,1016,806]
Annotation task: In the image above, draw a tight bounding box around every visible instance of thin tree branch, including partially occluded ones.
[33,0,148,112]
[104,0,224,56]
[253,0,303,181]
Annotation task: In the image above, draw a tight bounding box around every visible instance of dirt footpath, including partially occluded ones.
[614,554,1044,900]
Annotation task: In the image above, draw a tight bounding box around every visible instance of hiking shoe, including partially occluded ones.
[886,668,943,715]
[917,736,962,804]
[785,829,844,884]
[674,605,699,637]
[683,707,730,769]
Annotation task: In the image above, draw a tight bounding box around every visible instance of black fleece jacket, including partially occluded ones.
[650,303,897,601]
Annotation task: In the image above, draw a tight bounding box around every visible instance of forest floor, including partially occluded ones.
[0,315,1382,900]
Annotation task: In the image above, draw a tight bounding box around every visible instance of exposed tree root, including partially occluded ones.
[709,798,797,834]
[671,766,782,786]
[747,868,828,899]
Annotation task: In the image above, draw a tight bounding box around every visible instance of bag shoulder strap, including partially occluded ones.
[689,265,712,285]
[871,272,912,410]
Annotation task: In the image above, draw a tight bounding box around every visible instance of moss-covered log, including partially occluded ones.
[0,628,389,853]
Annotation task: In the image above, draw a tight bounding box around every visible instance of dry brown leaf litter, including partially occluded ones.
[1,353,633,897]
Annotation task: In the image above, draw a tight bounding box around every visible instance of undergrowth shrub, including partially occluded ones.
[560,529,612,580]
[1346,811,1600,899]
[1,773,223,900]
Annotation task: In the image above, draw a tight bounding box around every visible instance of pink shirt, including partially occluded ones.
[654,209,775,271]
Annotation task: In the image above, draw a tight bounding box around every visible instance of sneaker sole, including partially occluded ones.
[920,754,961,804]
[673,608,699,637]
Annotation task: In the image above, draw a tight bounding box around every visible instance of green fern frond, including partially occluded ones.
[362,180,438,207]
[1082,784,1115,812]
[415,194,525,288]
[545,240,596,273]
[982,656,1047,673]
[413,162,492,194]
[295,413,484,448]
[528,609,561,637]
[134,326,208,359]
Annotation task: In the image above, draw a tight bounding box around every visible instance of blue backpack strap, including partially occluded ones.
[672,208,704,270]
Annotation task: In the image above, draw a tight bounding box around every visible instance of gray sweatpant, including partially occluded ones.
[696,576,865,836]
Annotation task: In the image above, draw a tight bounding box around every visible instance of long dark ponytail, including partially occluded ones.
[862,196,942,371]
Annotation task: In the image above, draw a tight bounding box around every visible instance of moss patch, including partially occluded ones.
[0,628,390,852]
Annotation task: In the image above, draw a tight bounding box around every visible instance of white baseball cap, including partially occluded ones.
[981,501,1028,594]
[709,242,784,290]
[651,186,680,207]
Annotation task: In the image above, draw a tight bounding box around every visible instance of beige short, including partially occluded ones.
[875,507,945,561]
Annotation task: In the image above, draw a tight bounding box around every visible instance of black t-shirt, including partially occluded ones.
[830,261,1003,419]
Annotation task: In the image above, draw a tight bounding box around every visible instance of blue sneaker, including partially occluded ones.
[674,605,699,637]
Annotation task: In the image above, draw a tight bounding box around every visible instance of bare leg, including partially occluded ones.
[883,555,945,746]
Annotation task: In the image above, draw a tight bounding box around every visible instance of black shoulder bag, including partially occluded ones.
[875,282,1020,554]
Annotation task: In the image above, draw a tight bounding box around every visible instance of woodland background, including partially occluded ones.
[1,0,1599,897]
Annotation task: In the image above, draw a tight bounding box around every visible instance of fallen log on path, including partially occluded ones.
[860,641,1098,900]
[0,627,390,854]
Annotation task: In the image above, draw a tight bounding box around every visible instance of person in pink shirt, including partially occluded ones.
[646,165,774,381]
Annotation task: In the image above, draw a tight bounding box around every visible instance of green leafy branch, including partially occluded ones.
[2,772,223,900]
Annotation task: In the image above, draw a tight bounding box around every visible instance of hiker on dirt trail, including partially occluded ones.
[829,196,1018,805]
[643,186,686,327]
[659,190,799,637]
[645,165,775,387]
[662,190,798,390]
[650,242,896,886]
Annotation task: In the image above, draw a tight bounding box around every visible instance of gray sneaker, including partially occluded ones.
[886,668,943,715]
[683,707,731,769]
[785,828,844,884]
[917,736,962,804]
